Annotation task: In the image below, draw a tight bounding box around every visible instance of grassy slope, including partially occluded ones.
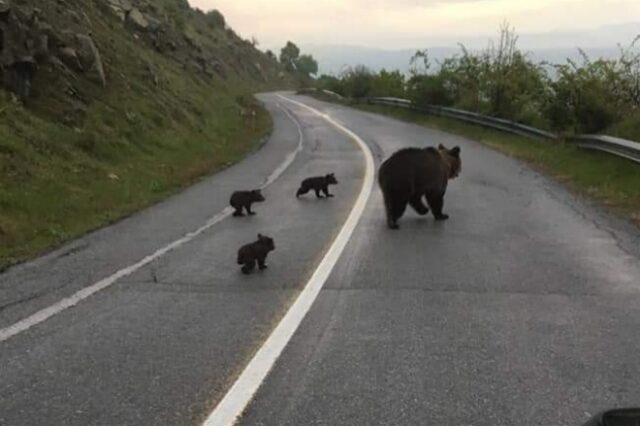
[0,0,295,269]
[359,104,640,226]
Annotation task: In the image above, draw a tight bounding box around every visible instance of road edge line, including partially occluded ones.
[202,95,375,426]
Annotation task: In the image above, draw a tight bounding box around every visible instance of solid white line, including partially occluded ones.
[0,101,305,344]
[202,95,375,426]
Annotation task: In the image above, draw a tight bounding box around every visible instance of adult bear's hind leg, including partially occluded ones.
[383,192,407,229]
[409,193,429,216]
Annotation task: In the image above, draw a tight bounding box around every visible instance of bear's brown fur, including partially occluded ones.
[378,144,461,229]
[296,173,338,198]
[237,234,275,274]
[230,189,265,217]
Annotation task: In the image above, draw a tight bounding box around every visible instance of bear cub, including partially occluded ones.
[237,234,276,274]
[296,173,338,198]
[378,144,461,229]
[230,189,265,217]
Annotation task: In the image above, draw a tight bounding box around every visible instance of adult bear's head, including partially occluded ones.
[438,144,461,179]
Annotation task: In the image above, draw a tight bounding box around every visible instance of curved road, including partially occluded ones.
[1,93,640,426]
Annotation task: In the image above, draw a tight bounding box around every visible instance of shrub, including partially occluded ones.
[205,10,225,29]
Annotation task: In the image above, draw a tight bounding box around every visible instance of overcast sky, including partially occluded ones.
[188,0,640,49]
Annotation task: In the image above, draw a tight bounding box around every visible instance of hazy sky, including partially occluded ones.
[188,0,640,49]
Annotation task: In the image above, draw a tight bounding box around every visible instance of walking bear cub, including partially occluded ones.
[230,189,265,217]
[237,234,276,274]
[296,173,338,198]
[378,144,461,229]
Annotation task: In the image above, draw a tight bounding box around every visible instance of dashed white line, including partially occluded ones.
[202,95,375,426]
[0,100,305,344]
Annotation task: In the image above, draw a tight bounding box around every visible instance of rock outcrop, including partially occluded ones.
[0,0,289,125]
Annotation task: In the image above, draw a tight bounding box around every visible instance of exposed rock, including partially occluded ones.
[58,46,82,71]
[105,0,132,21]
[0,5,40,99]
[126,8,148,31]
[145,15,162,32]
[66,10,82,25]
[75,34,106,87]
[0,0,292,108]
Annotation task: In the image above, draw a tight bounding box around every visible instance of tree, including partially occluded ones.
[280,41,300,71]
[296,54,319,76]
[410,49,430,76]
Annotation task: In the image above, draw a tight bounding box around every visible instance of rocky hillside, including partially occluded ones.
[1,0,293,117]
[0,0,298,268]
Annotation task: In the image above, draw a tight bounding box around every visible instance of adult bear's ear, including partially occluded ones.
[451,146,461,157]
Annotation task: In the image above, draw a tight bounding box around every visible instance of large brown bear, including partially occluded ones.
[378,144,461,229]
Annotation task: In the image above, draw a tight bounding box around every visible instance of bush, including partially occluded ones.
[321,24,640,139]
[370,70,405,98]
[317,75,344,96]
[407,74,452,108]
[340,66,374,99]
[205,10,225,29]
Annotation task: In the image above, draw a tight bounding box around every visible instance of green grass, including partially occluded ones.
[0,0,294,270]
[359,104,640,226]
[0,89,272,270]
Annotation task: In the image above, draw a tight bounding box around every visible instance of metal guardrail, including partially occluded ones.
[297,88,344,100]
[368,97,557,140]
[569,135,640,164]
[366,97,640,164]
[321,89,344,100]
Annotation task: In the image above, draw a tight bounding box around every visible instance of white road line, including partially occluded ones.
[0,101,305,344]
[262,104,305,188]
[202,95,375,426]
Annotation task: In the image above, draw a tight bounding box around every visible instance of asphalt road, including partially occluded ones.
[237,96,640,426]
[2,93,640,426]
[0,94,364,425]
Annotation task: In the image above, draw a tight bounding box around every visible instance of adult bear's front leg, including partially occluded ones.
[426,193,449,221]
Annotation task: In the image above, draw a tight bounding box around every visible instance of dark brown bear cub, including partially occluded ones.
[230,189,265,217]
[296,173,338,198]
[237,234,275,274]
[378,144,461,229]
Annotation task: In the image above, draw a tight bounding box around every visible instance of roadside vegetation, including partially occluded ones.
[317,23,640,141]
[0,0,317,270]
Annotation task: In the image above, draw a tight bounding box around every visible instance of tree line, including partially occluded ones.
[317,24,640,140]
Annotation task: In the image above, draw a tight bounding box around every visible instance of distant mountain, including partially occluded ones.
[304,22,639,75]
